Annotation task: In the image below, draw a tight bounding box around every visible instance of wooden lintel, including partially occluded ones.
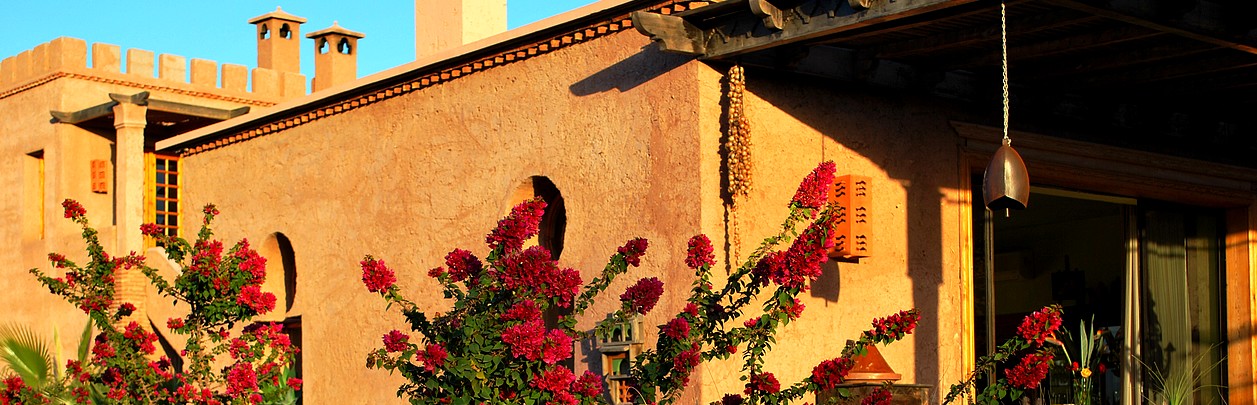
[147,99,252,121]
[1046,0,1257,55]
[49,101,119,124]
[630,11,707,55]
[698,0,979,59]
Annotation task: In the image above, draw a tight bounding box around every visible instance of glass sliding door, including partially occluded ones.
[972,187,1227,405]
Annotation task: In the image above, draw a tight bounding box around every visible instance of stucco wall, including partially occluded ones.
[692,67,978,403]
[182,31,707,404]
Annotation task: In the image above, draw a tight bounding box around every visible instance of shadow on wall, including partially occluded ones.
[749,75,956,391]
[568,45,692,96]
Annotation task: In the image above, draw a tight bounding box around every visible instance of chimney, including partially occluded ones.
[306,22,365,92]
[248,7,306,74]
[416,0,507,60]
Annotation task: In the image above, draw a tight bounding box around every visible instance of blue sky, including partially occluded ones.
[0,1,596,80]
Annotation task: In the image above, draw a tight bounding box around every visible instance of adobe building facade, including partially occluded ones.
[6,0,1257,404]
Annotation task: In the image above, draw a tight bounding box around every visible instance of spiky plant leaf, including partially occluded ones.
[0,323,54,387]
[76,320,92,365]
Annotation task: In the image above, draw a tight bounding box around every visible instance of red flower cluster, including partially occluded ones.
[495,246,582,307]
[486,198,547,252]
[500,320,573,365]
[444,248,482,282]
[1017,305,1062,347]
[122,322,158,355]
[225,363,258,396]
[237,285,276,314]
[791,161,836,211]
[167,317,185,330]
[863,309,921,344]
[721,394,745,405]
[784,298,805,320]
[572,371,604,397]
[383,330,410,353]
[500,300,542,322]
[47,253,67,268]
[744,372,780,395]
[674,343,702,373]
[415,343,448,372]
[685,234,715,269]
[532,367,577,404]
[1006,351,1054,389]
[140,223,163,236]
[620,277,664,315]
[754,213,837,290]
[811,357,854,390]
[860,387,893,405]
[360,256,397,293]
[233,241,267,285]
[617,238,650,267]
[62,199,86,218]
[662,317,691,340]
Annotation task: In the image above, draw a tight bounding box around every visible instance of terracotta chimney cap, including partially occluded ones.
[248,6,308,24]
[306,21,365,39]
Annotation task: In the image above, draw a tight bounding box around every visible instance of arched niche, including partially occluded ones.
[258,232,297,318]
[506,176,566,259]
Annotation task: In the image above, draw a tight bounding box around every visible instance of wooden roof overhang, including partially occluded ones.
[51,91,250,143]
[633,0,1257,167]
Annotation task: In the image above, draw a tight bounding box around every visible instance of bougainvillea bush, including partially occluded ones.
[364,162,921,405]
[943,305,1064,405]
[10,201,301,404]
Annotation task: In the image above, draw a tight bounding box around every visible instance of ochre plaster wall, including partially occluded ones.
[182,31,707,404]
[692,68,978,403]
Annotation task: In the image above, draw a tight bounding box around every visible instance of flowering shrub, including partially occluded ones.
[18,201,300,404]
[364,162,920,404]
[944,305,1064,405]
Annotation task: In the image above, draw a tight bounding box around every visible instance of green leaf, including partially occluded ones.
[0,323,53,387]
[76,320,92,364]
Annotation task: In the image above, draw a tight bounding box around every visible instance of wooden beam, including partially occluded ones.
[699,0,981,59]
[1044,49,1257,90]
[872,9,1097,60]
[1046,0,1257,55]
[49,101,119,124]
[631,11,707,55]
[1014,36,1215,80]
[939,24,1163,70]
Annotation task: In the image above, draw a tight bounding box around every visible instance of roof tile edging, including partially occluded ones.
[0,71,279,107]
[179,1,703,157]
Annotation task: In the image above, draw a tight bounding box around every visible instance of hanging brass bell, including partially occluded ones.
[983,139,1029,211]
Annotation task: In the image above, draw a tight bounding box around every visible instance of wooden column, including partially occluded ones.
[1225,204,1256,405]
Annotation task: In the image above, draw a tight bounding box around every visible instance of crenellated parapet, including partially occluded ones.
[0,37,306,104]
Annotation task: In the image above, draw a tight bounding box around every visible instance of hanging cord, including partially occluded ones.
[1000,0,1011,147]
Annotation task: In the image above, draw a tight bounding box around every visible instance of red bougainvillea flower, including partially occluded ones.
[811,357,854,390]
[620,277,664,315]
[287,378,303,391]
[47,253,67,268]
[572,371,604,397]
[617,238,650,267]
[863,309,921,344]
[62,199,87,219]
[225,362,259,395]
[541,329,574,365]
[166,317,184,330]
[754,212,838,291]
[140,223,163,236]
[861,386,893,405]
[1006,351,1054,389]
[784,298,805,320]
[360,256,397,293]
[495,246,582,307]
[486,198,547,253]
[415,343,448,372]
[685,234,715,269]
[237,285,276,314]
[500,300,542,322]
[1016,305,1063,347]
[744,372,781,395]
[117,303,136,317]
[674,343,702,373]
[662,317,691,340]
[791,161,836,211]
[444,248,482,282]
[532,366,575,393]
[721,394,745,405]
[122,321,158,355]
[382,330,410,353]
